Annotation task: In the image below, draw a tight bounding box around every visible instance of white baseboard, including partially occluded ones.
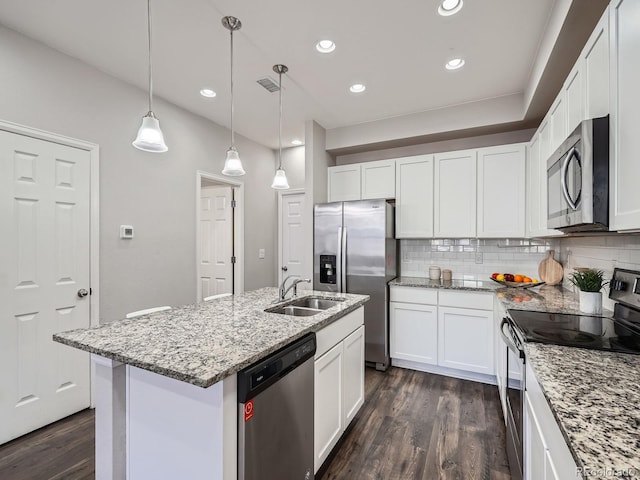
[391,358,497,386]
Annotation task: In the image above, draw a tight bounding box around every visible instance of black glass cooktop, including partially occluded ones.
[508,309,640,355]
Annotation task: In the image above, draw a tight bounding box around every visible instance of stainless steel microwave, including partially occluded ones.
[546,116,609,232]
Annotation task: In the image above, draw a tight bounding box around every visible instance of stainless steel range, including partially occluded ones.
[499,267,640,480]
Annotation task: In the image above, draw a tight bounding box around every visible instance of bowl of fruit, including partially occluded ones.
[490,273,545,288]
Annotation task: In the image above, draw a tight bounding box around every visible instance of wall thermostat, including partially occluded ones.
[120,225,134,239]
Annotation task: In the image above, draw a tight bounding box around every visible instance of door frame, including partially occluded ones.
[196,171,244,300]
[277,188,306,287]
[0,119,100,328]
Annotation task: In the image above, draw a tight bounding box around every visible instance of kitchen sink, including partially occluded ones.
[265,296,345,317]
[289,297,345,310]
[265,305,322,317]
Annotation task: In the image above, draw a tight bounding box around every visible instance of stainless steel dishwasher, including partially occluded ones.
[237,333,316,480]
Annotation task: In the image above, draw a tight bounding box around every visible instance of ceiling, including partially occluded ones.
[0,0,573,149]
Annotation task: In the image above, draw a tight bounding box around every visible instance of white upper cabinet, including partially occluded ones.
[327,164,361,202]
[610,0,640,231]
[548,95,566,155]
[434,149,477,238]
[531,120,563,238]
[395,155,434,238]
[361,159,395,199]
[477,144,526,238]
[563,63,584,134]
[583,9,609,119]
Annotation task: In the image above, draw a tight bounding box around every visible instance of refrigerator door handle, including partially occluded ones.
[341,227,347,292]
[337,227,343,292]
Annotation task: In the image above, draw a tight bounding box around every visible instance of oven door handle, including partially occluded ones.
[500,318,525,359]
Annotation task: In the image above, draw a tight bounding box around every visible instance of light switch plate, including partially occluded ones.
[258,248,265,259]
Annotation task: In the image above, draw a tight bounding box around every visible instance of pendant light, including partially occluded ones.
[132,0,168,153]
[221,16,245,176]
[271,64,290,190]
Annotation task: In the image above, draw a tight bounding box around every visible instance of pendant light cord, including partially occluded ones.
[230,28,235,147]
[278,70,283,169]
[147,0,153,113]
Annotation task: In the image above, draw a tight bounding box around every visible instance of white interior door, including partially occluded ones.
[279,192,308,287]
[199,185,233,300]
[0,130,91,444]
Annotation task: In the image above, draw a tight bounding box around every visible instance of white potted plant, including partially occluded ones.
[568,269,608,314]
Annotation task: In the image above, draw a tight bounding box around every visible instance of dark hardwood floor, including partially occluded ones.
[0,409,94,480]
[319,367,512,480]
[0,368,510,480]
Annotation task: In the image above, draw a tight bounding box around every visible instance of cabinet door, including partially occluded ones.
[535,121,563,237]
[361,159,395,200]
[564,63,584,134]
[434,150,477,238]
[548,95,566,155]
[328,164,361,202]
[438,306,493,375]
[395,155,434,238]
[342,326,364,427]
[390,302,438,365]
[314,342,343,472]
[527,135,541,238]
[524,395,547,480]
[477,144,526,238]
[610,0,640,231]
[583,8,609,119]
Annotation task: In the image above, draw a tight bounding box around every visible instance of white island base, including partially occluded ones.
[93,355,238,480]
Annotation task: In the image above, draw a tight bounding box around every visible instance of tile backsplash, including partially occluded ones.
[400,238,559,280]
[559,234,640,310]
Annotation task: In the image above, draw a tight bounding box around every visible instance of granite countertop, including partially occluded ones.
[389,275,500,292]
[498,284,613,316]
[54,288,368,388]
[526,343,640,479]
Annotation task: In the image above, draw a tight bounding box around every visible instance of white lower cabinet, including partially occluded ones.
[438,306,494,375]
[342,326,365,427]
[390,287,494,382]
[390,302,438,365]
[525,363,579,480]
[314,342,343,472]
[314,309,365,473]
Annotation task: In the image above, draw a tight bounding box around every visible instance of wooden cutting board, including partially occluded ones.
[538,250,563,285]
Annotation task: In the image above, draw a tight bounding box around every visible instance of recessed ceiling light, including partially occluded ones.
[316,40,336,53]
[438,0,463,16]
[445,58,465,70]
[200,88,217,98]
[349,83,366,93]
[291,139,303,146]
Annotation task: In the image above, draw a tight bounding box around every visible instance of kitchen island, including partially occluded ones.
[54,288,369,480]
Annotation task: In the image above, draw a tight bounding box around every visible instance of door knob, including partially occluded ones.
[77,288,89,298]
[282,266,288,271]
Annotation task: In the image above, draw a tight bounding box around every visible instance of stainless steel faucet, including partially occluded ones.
[279,275,311,301]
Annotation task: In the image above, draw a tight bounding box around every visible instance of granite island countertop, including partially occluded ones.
[54,288,368,388]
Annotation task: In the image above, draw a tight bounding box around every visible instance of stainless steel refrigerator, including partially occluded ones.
[314,199,397,370]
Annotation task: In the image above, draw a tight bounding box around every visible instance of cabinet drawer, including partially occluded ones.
[390,286,437,305]
[315,307,364,358]
[439,290,492,310]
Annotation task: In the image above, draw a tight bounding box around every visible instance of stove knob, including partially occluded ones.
[610,279,626,291]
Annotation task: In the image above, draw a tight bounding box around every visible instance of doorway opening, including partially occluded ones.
[196,171,244,302]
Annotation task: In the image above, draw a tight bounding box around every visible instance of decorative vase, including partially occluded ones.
[579,291,602,314]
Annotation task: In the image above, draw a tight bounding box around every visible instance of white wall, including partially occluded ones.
[0,25,278,322]
[280,145,305,189]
